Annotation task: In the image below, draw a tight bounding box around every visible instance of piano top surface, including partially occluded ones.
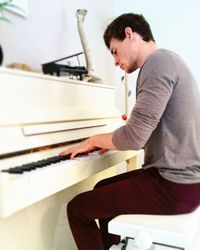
[0,67,114,89]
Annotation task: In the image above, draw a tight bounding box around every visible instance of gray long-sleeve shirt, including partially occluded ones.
[112,49,200,183]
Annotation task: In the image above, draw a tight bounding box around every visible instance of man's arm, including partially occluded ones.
[60,132,117,159]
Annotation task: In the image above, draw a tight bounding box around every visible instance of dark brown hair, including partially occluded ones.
[104,13,155,48]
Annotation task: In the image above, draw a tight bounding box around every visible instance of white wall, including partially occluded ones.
[1,0,200,112]
[113,0,200,115]
[1,1,199,249]
[0,0,115,84]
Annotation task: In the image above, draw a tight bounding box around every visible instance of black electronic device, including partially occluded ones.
[41,52,87,80]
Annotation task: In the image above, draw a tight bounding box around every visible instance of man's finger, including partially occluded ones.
[98,148,108,154]
[59,148,71,156]
[70,151,80,159]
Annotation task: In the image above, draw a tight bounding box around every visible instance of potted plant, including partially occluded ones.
[0,0,21,65]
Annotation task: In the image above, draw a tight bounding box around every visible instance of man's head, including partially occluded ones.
[104,13,155,49]
[103,13,156,73]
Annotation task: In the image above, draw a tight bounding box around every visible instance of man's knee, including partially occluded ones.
[94,179,105,189]
[67,193,83,217]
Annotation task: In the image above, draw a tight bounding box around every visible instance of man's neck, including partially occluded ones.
[137,41,158,68]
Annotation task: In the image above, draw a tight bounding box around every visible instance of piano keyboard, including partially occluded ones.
[2,155,71,174]
[0,147,139,218]
[1,152,95,174]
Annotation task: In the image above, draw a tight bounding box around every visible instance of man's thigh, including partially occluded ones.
[72,168,174,220]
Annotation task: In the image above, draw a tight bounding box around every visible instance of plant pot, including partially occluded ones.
[0,45,3,65]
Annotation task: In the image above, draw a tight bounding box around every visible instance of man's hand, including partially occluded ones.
[59,133,116,159]
[59,138,97,159]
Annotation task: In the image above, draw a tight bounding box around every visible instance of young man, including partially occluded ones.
[60,13,200,250]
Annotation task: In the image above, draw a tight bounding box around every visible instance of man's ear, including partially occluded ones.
[125,27,133,39]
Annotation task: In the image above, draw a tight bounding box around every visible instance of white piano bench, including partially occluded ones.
[108,206,200,250]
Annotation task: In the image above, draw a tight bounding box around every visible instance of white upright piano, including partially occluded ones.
[0,68,140,249]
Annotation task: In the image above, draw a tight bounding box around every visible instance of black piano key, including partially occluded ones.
[59,155,71,160]
[31,162,46,168]
[32,160,50,167]
[47,156,62,163]
[2,168,24,174]
[20,164,37,171]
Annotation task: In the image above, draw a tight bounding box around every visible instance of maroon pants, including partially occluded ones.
[67,167,200,250]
